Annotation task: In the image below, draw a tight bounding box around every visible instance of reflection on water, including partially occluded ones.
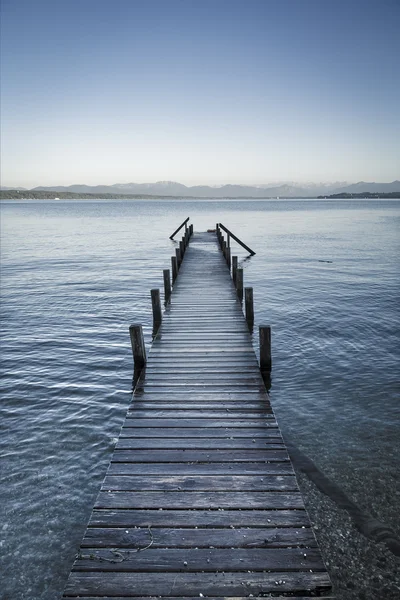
[1,198,399,599]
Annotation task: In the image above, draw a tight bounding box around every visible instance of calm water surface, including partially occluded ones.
[1,199,399,599]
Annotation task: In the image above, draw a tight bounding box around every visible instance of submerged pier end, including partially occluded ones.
[63,223,333,599]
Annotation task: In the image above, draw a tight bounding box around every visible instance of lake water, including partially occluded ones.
[1,199,399,599]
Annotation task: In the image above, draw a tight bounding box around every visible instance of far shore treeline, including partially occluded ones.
[1,190,399,201]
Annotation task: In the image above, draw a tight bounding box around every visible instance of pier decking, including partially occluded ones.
[63,230,333,598]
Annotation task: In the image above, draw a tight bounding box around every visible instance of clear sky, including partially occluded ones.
[1,0,399,188]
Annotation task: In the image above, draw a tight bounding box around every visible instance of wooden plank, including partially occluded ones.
[88,508,308,528]
[66,596,335,600]
[115,439,285,450]
[125,411,271,418]
[94,491,304,509]
[102,474,297,491]
[112,449,289,462]
[107,462,294,476]
[129,403,269,411]
[74,547,324,571]
[119,427,279,437]
[121,419,276,427]
[63,571,332,597]
[81,528,317,550]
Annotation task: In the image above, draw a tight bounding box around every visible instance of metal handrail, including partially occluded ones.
[169,217,190,240]
[218,223,256,255]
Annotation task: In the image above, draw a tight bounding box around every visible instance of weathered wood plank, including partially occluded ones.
[94,491,304,509]
[116,439,285,450]
[121,418,277,428]
[129,403,270,412]
[102,474,297,491]
[119,427,279,437]
[125,411,271,418]
[88,508,308,528]
[81,528,317,550]
[66,596,335,600]
[63,571,332,597]
[112,449,289,462]
[74,547,324,571]
[107,462,294,476]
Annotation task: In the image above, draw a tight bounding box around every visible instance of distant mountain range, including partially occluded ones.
[2,180,400,198]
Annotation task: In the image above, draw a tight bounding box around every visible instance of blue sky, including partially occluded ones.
[1,0,399,187]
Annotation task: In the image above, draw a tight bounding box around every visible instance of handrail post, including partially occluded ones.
[236,268,243,302]
[171,256,178,283]
[163,269,171,304]
[259,325,272,380]
[245,287,254,326]
[176,247,182,268]
[151,289,162,331]
[226,246,231,269]
[129,324,146,386]
[232,256,238,284]
[129,324,147,368]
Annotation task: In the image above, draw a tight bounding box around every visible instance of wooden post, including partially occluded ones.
[179,240,185,259]
[222,240,226,258]
[151,289,162,329]
[232,256,238,285]
[226,246,231,269]
[182,234,186,250]
[227,233,230,247]
[171,256,178,282]
[236,268,243,301]
[129,324,147,369]
[176,247,181,267]
[245,287,254,324]
[259,325,272,375]
[163,269,171,303]
[129,324,146,386]
[190,223,193,236]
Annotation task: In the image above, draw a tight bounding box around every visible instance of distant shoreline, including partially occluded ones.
[1,190,399,201]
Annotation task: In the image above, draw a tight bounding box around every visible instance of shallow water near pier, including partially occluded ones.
[1,198,399,599]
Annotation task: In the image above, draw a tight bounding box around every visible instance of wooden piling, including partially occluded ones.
[245,287,254,324]
[232,256,238,285]
[171,256,178,283]
[236,267,243,302]
[259,325,272,374]
[179,240,185,259]
[151,289,162,329]
[129,324,147,370]
[163,269,171,303]
[176,247,182,268]
[129,323,147,386]
[226,246,231,269]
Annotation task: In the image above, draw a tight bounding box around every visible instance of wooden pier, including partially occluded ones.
[63,225,333,599]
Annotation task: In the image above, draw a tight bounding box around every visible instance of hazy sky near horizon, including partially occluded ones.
[1,0,399,188]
